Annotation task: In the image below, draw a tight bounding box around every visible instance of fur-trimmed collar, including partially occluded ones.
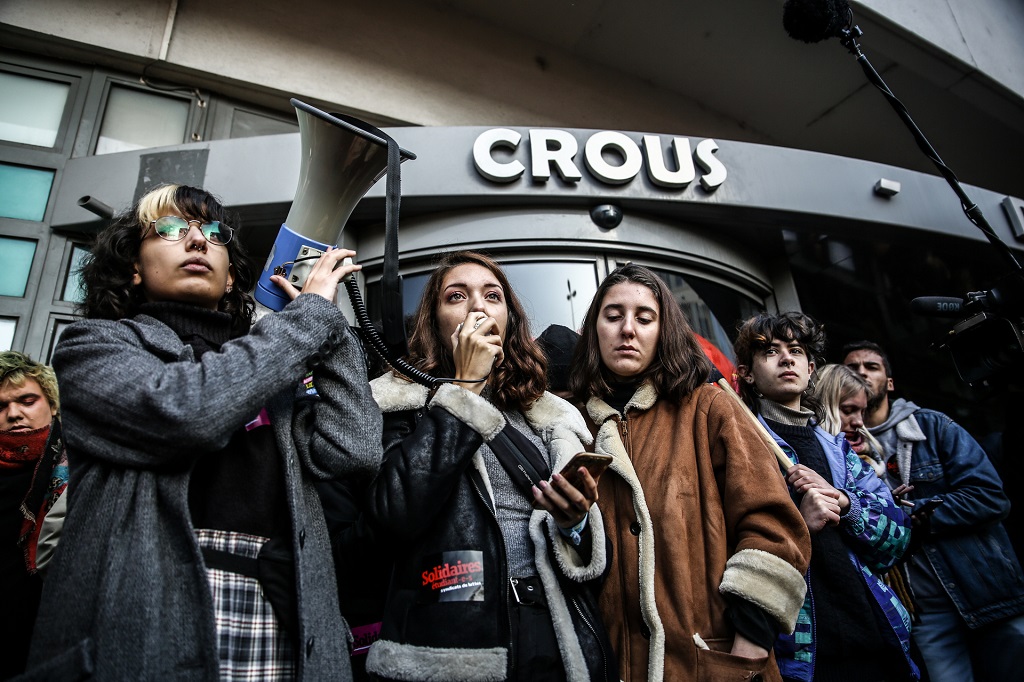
[586,380,658,425]
[895,414,926,443]
[370,372,592,447]
[370,371,431,413]
[367,372,602,682]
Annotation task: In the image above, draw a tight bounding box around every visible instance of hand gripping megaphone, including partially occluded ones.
[257,100,474,388]
[255,99,415,314]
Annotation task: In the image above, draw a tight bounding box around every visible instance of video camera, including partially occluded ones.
[912,275,1024,387]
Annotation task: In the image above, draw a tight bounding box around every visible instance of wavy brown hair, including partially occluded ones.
[405,251,547,412]
[78,184,257,335]
[569,263,712,404]
[733,311,825,420]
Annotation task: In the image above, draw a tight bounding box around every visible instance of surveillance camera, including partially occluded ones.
[590,204,623,229]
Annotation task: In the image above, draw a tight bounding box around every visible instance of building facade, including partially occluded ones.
[2,0,1023,443]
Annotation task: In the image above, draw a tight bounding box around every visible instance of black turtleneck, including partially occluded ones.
[605,378,642,414]
[766,418,904,681]
[140,302,233,356]
[140,302,289,540]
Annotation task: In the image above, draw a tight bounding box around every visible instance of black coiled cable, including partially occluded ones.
[343,277,487,389]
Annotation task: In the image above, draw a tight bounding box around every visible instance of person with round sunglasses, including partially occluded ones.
[24,184,381,681]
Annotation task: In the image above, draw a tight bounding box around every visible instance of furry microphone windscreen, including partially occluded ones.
[782,0,852,43]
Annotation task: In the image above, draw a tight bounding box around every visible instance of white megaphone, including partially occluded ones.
[255,99,416,311]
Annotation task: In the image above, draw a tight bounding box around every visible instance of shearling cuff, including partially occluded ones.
[430,383,505,442]
[546,504,607,582]
[720,548,807,633]
[366,639,507,682]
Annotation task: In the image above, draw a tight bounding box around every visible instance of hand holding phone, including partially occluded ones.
[911,497,944,516]
[558,453,613,491]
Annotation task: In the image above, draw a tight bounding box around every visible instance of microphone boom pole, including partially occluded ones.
[834,20,1022,274]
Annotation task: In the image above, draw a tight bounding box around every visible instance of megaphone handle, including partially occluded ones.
[380,136,407,356]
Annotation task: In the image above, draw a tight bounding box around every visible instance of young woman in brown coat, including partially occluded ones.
[569,264,811,682]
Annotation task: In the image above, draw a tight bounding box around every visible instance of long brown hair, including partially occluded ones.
[405,251,547,412]
[569,263,711,404]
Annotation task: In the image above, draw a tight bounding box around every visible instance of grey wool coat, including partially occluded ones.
[22,294,382,681]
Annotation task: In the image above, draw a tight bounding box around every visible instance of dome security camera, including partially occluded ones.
[590,204,623,229]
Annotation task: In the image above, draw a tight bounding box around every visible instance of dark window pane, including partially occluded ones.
[647,266,761,365]
[502,261,600,335]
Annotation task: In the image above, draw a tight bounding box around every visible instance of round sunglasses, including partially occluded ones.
[144,216,234,246]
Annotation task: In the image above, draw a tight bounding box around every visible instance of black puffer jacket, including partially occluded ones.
[364,373,615,682]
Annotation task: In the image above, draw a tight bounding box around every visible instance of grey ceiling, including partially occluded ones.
[434,0,1024,199]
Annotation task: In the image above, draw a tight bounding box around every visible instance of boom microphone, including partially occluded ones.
[783,0,852,43]
[910,296,966,318]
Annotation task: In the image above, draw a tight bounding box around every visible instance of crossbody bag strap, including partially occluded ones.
[489,420,552,502]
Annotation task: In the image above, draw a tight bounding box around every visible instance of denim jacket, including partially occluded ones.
[880,401,1024,628]
[765,418,918,682]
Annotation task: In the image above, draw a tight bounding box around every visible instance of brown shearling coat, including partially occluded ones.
[588,382,811,682]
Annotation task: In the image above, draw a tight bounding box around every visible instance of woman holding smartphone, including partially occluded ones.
[568,264,811,682]
[25,184,380,680]
[365,251,614,682]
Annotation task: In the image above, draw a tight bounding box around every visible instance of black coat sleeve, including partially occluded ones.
[367,404,485,541]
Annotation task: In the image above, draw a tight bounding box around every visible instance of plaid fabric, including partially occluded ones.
[196,528,296,681]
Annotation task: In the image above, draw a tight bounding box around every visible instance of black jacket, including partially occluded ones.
[364,373,615,681]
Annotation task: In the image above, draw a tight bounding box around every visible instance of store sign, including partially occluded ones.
[473,128,727,191]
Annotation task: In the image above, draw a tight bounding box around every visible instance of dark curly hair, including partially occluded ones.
[405,251,547,413]
[733,311,825,419]
[569,263,712,404]
[78,184,257,334]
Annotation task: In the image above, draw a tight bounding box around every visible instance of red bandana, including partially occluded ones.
[0,426,50,470]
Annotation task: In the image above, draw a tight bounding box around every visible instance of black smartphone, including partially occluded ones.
[911,498,944,516]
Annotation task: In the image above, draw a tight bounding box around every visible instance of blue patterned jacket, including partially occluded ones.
[763,419,919,682]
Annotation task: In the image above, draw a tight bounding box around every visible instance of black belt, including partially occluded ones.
[510,576,547,607]
[201,546,259,579]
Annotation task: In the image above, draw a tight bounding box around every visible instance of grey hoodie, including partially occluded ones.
[869,398,921,485]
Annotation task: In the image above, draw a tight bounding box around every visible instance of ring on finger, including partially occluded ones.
[473,318,484,330]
